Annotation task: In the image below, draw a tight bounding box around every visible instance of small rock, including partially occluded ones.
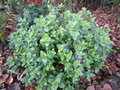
[103,83,112,90]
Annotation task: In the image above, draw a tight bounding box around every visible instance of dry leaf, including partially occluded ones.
[92,80,99,85]
[0,71,2,76]
[96,85,102,90]
[7,83,20,90]
[103,83,112,90]
[1,88,6,90]
[25,86,36,90]
[104,24,109,28]
[109,63,118,72]
[0,57,4,65]
[0,50,2,57]
[0,74,9,84]
[86,85,95,90]
[25,83,37,90]
[81,78,89,84]
[6,75,13,84]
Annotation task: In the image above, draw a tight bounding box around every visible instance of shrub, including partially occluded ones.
[21,2,48,26]
[7,0,48,26]
[6,7,112,89]
[7,0,25,14]
[48,0,74,11]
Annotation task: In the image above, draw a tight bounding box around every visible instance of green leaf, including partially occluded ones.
[64,85,73,90]
[65,51,72,62]
[57,44,65,52]
[0,12,9,29]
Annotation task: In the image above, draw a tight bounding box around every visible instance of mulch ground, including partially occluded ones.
[85,6,120,90]
[0,6,120,90]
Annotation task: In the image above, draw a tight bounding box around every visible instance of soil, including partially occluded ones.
[0,6,120,90]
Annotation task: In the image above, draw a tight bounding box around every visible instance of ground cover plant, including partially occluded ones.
[6,5,112,89]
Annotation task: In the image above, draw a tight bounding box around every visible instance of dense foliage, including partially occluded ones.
[6,7,112,90]
[80,0,120,4]
[21,2,48,26]
[7,0,25,13]
[7,0,48,26]
[0,2,9,43]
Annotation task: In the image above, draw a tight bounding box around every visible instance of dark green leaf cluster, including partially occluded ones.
[110,0,120,5]
[6,7,112,90]
[7,0,48,26]
[22,1,48,26]
[80,0,120,5]
[0,3,9,43]
[7,0,25,13]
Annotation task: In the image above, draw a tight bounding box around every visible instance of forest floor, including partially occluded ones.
[0,6,120,90]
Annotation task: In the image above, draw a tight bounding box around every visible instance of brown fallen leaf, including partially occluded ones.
[104,24,109,28]
[92,76,98,81]
[103,66,112,75]
[86,85,95,90]
[25,84,37,90]
[7,83,20,90]
[96,85,103,90]
[97,71,103,76]
[104,59,112,66]
[0,50,2,57]
[109,63,118,72]
[1,88,6,90]
[25,86,36,90]
[103,83,112,90]
[0,71,2,76]
[6,75,13,84]
[116,54,120,64]
[0,57,4,65]
[0,74,9,84]
[92,80,99,85]
[81,78,89,84]
[101,82,106,87]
